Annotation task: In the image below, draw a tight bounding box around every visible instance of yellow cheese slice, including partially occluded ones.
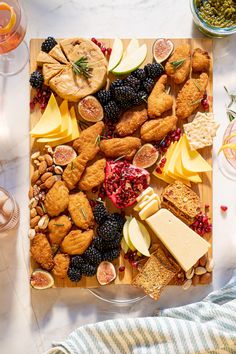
[134,193,160,212]
[172,137,202,183]
[139,199,160,220]
[181,134,212,173]
[30,93,62,136]
[136,187,154,202]
[38,100,70,141]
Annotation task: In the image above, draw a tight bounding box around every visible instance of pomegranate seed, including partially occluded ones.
[176,128,181,134]
[205,204,209,209]
[91,37,97,43]
[202,216,208,224]
[220,205,228,212]
[124,253,128,259]
[92,187,98,193]
[89,200,96,207]
[156,167,162,174]
[160,162,165,168]
[97,42,101,47]
[30,102,35,110]
[161,157,167,164]
[131,261,138,268]
[119,266,125,272]
[101,46,106,54]
[174,135,180,141]
[160,141,166,147]
[203,93,207,99]
[107,47,112,55]
[166,139,171,147]
[162,147,168,152]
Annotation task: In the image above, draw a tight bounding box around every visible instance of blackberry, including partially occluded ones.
[102,248,120,262]
[108,213,126,232]
[81,263,97,277]
[123,76,140,92]
[92,237,104,252]
[132,68,146,81]
[113,86,136,102]
[110,79,123,93]
[144,63,164,79]
[83,246,102,266]
[93,203,109,225]
[104,101,120,122]
[97,219,118,241]
[97,90,112,105]
[67,267,82,282]
[142,77,155,93]
[41,36,57,53]
[70,255,84,269]
[132,91,148,106]
[29,71,44,88]
[117,100,134,111]
[103,233,122,250]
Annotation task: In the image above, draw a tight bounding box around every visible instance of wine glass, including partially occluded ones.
[0,0,28,76]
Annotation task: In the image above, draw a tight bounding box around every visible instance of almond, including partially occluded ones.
[41,172,53,182]
[182,279,192,290]
[199,254,208,267]
[61,230,94,255]
[38,161,47,175]
[206,258,214,272]
[45,154,53,166]
[28,186,34,199]
[192,274,200,286]
[31,151,40,160]
[30,215,40,228]
[185,267,194,280]
[38,155,45,162]
[44,175,58,189]
[199,272,212,285]
[195,266,207,275]
[31,170,40,184]
[30,208,37,218]
[36,206,45,216]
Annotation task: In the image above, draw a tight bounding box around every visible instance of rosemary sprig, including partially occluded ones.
[190,99,202,106]
[171,58,185,70]
[40,202,46,213]
[81,208,87,220]
[226,109,236,122]
[95,134,101,146]
[54,223,65,227]
[165,86,171,95]
[224,86,236,108]
[72,56,92,78]
[193,80,201,92]
[70,162,74,170]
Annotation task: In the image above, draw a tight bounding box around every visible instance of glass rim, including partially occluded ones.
[0,0,25,43]
[190,0,236,35]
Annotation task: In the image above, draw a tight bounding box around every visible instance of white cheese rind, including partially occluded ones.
[146,208,210,271]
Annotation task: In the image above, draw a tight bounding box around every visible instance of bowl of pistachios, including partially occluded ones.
[190,0,236,37]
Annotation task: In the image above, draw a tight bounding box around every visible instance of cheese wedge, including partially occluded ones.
[134,193,159,212]
[146,209,210,271]
[181,135,212,173]
[139,199,160,220]
[136,187,154,202]
[30,93,62,136]
[153,143,175,184]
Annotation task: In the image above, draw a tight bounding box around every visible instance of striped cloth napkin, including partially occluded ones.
[49,271,236,354]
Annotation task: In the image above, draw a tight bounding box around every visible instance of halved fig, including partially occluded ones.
[97,261,116,285]
[133,144,159,169]
[78,95,104,122]
[53,145,77,166]
[30,269,54,289]
[153,39,174,63]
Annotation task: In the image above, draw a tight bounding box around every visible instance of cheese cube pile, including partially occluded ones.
[134,187,160,220]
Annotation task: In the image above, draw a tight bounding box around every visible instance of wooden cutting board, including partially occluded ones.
[30,38,213,288]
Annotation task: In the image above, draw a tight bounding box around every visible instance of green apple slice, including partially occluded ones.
[123,217,135,251]
[108,38,123,72]
[128,218,151,257]
[112,44,147,75]
[123,38,139,58]
[121,237,129,254]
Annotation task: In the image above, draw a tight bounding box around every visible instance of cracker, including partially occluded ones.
[132,247,180,300]
[184,112,220,150]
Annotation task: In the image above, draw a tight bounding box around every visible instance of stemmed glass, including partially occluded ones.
[0,0,28,76]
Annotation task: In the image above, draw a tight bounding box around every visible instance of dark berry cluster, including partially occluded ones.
[29,70,44,89]
[41,36,57,53]
[96,62,164,123]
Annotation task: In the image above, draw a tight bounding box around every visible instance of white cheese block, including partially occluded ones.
[146,208,210,271]
[136,187,154,202]
[139,199,160,220]
[134,193,160,212]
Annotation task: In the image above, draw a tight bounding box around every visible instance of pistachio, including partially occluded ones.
[31,151,40,160]
[38,155,45,162]
[38,160,47,175]
[182,279,192,290]
[30,215,40,228]
[36,206,44,216]
[185,267,194,280]
[31,170,40,184]
[45,154,53,166]
[29,197,38,209]
[192,274,200,286]
[38,215,49,229]
[28,228,36,239]
[199,272,212,285]
[30,208,37,218]
[199,254,208,267]
[41,172,53,182]
[195,266,207,276]
[206,258,214,272]
[28,186,34,199]
[54,166,63,174]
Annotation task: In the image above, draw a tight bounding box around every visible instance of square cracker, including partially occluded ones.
[132,248,180,301]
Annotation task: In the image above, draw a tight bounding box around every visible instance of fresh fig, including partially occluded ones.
[30,269,54,289]
[133,144,159,169]
[104,160,150,209]
[97,261,116,285]
[53,145,76,166]
[153,39,174,63]
[78,95,104,122]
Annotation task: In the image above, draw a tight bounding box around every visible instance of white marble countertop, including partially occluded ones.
[1,0,236,353]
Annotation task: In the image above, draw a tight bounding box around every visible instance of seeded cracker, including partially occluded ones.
[132,247,180,300]
[183,112,220,150]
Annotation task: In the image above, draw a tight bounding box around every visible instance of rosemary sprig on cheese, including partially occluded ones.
[72,56,92,78]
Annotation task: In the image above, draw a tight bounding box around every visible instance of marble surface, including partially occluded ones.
[1,0,236,353]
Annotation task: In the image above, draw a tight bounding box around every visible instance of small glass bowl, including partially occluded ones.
[190,0,236,38]
[0,187,19,233]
